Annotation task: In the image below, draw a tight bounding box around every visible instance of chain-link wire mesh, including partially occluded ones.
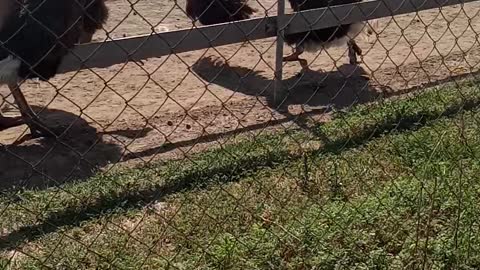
[1,0,480,268]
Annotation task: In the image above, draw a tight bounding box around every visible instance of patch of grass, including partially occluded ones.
[6,101,480,269]
[156,109,480,270]
[1,77,480,268]
[0,258,8,269]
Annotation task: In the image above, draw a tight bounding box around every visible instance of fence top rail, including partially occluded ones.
[58,0,475,74]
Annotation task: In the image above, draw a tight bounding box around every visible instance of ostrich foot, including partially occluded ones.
[348,40,363,65]
[23,115,55,138]
[0,115,24,131]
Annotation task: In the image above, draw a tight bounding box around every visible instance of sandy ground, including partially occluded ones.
[1,1,480,190]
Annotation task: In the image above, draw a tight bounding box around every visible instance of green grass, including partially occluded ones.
[2,78,480,269]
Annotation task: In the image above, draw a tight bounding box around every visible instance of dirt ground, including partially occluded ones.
[1,1,480,190]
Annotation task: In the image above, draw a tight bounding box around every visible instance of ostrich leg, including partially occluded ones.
[347,39,362,65]
[283,46,309,70]
[8,82,53,137]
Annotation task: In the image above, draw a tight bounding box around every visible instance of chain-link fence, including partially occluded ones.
[1,0,480,268]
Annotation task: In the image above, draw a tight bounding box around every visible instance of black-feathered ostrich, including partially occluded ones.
[283,0,374,71]
[0,0,108,137]
[186,0,374,71]
[185,0,256,25]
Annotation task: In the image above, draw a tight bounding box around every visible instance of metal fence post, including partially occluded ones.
[274,0,286,108]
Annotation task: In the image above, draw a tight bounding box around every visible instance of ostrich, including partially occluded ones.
[185,0,374,71]
[283,0,374,71]
[0,0,108,137]
[185,0,256,25]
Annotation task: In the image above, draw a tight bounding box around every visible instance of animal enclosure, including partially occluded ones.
[2,0,480,268]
